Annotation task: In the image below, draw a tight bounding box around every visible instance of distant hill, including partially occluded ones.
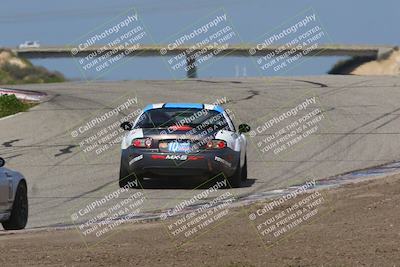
[329,47,400,75]
[0,49,65,84]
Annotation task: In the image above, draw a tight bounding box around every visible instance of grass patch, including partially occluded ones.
[0,94,35,118]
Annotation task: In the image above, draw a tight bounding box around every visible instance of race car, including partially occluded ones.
[119,103,251,188]
[0,157,28,230]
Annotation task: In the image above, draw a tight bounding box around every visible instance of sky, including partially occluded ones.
[1,0,399,80]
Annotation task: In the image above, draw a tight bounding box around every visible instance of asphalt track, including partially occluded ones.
[1,75,399,229]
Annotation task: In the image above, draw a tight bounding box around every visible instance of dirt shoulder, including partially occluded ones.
[1,174,400,267]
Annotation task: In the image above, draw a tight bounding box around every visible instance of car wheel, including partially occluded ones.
[241,154,248,181]
[119,161,141,188]
[228,159,242,188]
[2,181,28,230]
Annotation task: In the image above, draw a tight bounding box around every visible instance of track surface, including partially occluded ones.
[1,75,399,229]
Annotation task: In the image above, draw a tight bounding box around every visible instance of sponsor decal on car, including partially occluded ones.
[214,156,231,167]
[166,154,188,161]
[129,154,143,165]
[150,154,205,161]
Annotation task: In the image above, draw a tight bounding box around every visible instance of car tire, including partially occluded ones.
[2,181,28,230]
[241,154,248,181]
[119,161,141,188]
[228,159,242,188]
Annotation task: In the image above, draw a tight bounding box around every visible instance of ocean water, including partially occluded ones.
[1,0,398,80]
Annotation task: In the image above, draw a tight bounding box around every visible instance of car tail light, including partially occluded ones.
[206,139,226,149]
[151,155,166,159]
[132,138,152,148]
[188,155,205,160]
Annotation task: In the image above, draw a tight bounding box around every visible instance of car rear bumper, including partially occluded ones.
[121,147,239,179]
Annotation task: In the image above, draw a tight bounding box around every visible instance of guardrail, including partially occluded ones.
[0,87,47,102]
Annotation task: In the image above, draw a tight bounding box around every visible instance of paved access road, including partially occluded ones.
[1,75,399,229]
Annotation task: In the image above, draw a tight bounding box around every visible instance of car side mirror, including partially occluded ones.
[238,124,251,133]
[120,122,132,131]
[0,157,5,167]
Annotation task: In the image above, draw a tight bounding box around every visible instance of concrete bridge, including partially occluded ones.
[11,44,396,78]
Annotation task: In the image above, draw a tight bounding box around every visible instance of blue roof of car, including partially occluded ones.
[143,103,224,113]
[213,105,224,113]
[164,103,203,109]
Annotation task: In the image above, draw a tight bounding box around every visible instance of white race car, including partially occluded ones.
[119,103,251,188]
[0,157,28,230]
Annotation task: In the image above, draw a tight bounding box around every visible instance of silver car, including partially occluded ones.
[0,157,28,230]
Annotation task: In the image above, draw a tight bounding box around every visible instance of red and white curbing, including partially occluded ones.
[0,87,47,102]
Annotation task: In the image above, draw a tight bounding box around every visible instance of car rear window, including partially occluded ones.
[135,108,229,129]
